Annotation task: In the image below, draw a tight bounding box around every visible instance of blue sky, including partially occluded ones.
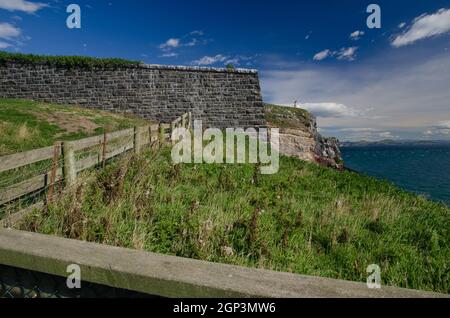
[0,0,449,141]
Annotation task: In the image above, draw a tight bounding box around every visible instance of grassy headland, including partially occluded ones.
[264,103,313,130]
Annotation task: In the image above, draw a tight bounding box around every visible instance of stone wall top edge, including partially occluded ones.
[1,61,258,74]
[141,63,258,74]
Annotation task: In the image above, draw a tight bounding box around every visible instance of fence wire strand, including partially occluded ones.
[1,115,189,220]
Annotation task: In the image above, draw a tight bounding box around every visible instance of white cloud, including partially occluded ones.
[334,128,398,141]
[192,54,255,67]
[260,51,450,140]
[225,57,239,65]
[192,54,228,66]
[185,38,198,47]
[427,120,450,136]
[224,55,256,66]
[392,8,450,47]
[160,52,178,58]
[159,38,180,50]
[336,47,358,61]
[0,0,47,13]
[435,120,450,129]
[313,49,331,61]
[0,22,21,39]
[158,32,209,58]
[300,102,360,118]
[398,22,406,29]
[350,30,365,40]
[0,40,11,48]
[190,30,204,36]
[313,47,358,61]
[378,131,397,139]
[339,128,378,132]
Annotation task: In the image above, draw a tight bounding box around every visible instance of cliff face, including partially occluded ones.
[265,104,343,169]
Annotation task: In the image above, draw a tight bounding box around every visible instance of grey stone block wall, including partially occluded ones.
[0,63,266,128]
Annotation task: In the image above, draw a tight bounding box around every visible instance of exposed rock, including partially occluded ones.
[265,104,343,169]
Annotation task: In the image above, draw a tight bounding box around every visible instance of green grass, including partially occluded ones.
[0,51,141,69]
[19,148,450,294]
[0,99,153,211]
[264,103,313,130]
[0,99,151,156]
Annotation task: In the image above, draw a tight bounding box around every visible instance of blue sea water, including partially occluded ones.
[341,145,450,206]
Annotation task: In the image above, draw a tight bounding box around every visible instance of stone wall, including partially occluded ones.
[0,63,266,128]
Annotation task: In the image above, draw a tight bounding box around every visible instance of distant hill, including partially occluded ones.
[341,139,450,148]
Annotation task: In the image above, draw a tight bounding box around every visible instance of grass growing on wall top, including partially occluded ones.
[19,148,450,294]
[0,51,141,69]
[0,99,151,156]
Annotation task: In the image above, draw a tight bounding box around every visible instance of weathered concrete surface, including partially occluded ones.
[0,228,446,298]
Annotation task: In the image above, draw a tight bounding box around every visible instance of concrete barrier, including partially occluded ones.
[0,228,446,298]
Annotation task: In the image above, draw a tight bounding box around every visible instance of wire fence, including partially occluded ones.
[0,113,193,298]
[0,112,192,225]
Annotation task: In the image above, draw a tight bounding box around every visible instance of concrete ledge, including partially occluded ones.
[0,228,446,298]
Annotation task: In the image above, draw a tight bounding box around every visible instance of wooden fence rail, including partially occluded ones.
[0,112,191,217]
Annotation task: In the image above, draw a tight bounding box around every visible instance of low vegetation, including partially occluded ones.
[264,103,313,130]
[0,99,150,156]
[3,99,448,293]
[0,99,152,213]
[0,51,141,69]
[19,147,450,294]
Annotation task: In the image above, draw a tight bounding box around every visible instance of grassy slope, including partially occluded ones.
[264,103,313,130]
[0,99,151,156]
[19,148,450,293]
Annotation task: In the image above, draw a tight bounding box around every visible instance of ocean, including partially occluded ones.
[341,145,450,206]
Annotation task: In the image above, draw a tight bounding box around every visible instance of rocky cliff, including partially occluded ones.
[265,104,343,169]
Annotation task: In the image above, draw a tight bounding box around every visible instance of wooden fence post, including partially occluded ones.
[188,112,192,130]
[102,131,107,168]
[62,141,76,187]
[182,114,186,129]
[159,124,165,147]
[134,126,144,154]
[148,126,152,150]
[171,123,175,146]
[171,121,176,145]
[46,141,61,204]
